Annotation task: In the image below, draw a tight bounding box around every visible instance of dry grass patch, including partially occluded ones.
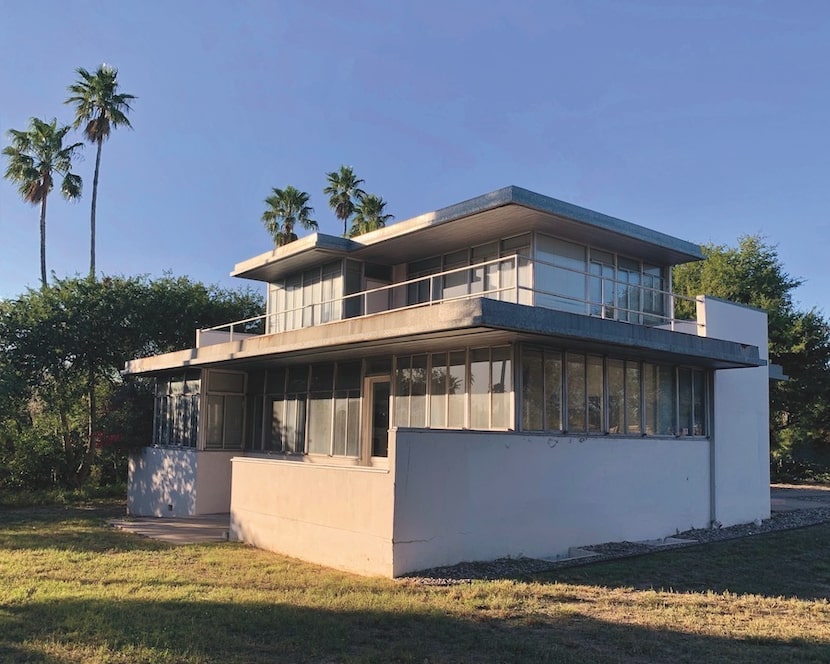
[1,502,829,663]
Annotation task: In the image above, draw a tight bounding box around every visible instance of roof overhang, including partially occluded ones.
[231,186,704,284]
[123,298,761,377]
[231,234,358,282]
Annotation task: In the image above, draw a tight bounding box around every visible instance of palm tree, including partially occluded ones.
[65,64,135,279]
[324,165,365,236]
[3,118,83,288]
[349,194,393,237]
[262,185,317,246]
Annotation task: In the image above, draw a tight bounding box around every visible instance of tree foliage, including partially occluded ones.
[349,193,393,237]
[66,64,136,278]
[261,185,317,246]
[0,275,263,489]
[673,235,830,460]
[324,165,365,236]
[2,117,83,288]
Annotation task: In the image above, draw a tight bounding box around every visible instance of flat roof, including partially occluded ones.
[232,186,704,282]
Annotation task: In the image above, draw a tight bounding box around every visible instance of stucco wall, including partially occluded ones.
[230,457,396,576]
[391,429,710,576]
[127,447,235,517]
[697,296,770,526]
[128,447,197,517]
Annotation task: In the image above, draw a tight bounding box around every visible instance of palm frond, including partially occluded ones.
[65,64,136,142]
[261,185,316,246]
[61,173,83,200]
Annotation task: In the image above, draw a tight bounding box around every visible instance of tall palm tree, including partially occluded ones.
[65,64,135,279]
[3,118,83,288]
[262,185,317,246]
[349,194,393,237]
[324,165,365,236]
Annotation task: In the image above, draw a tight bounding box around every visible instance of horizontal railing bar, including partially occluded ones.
[202,255,701,340]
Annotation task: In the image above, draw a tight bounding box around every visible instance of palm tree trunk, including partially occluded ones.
[90,138,103,280]
[39,194,48,288]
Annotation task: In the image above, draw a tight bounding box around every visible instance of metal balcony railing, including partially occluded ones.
[202,255,700,342]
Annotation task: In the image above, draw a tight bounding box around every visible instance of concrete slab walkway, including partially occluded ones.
[109,514,231,545]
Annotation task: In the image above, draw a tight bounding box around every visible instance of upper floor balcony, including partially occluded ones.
[199,253,699,345]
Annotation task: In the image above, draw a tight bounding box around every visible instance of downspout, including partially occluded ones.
[708,370,718,528]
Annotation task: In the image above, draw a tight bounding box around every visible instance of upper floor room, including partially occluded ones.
[223,186,704,338]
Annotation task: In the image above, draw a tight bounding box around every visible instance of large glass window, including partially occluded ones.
[154,371,201,447]
[536,236,587,314]
[625,361,642,434]
[407,257,441,305]
[607,358,625,434]
[533,234,668,324]
[333,361,361,457]
[521,345,707,437]
[448,351,467,428]
[404,234,532,307]
[204,371,245,450]
[267,261,346,332]
[307,364,334,455]
[469,349,490,428]
[566,353,586,431]
[261,361,361,457]
[395,347,511,430]
[522,347,563,432]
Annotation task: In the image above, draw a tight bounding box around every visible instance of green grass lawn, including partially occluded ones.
[1,502,829,663]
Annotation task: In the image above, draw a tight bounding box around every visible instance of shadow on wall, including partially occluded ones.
[128,448,197,517]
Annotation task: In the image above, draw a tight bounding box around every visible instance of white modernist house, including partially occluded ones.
[124,186,770,577]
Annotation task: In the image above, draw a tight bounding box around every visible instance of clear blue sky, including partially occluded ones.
[1,1,828,313]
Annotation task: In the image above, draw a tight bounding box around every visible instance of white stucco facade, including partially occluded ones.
[125,186,773,578]
[127,447,235,517]
[390,429,711,575]
[229,457,396,576]
[697,296,771,527]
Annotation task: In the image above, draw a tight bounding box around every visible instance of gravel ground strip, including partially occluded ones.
[402,507,830,585]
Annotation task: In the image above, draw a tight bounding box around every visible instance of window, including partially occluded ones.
[566,353,586,431]
[521,345,708,437]
[333,361,361,457]
[154,371,201,447]
[395,347,511,430]
[448,351,467,428]
[307,364,334,455]
[404,235,532,307]
[204,371,245,450]
[266,261,345,332]
[535,236,587,314]
[678,367,707,436]
[261,361,362,457]
[533,234,668,324]
[643,362,676,435]
[407,257,442,305]
[395,354,429,427]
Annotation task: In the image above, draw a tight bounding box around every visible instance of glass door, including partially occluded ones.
[363,376,391,461]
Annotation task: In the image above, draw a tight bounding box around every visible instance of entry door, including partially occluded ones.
[363,376,391,460]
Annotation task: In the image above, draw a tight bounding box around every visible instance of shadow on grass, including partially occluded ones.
[0,504,169,554]
[531,523,830,602]
[0,595,826,664]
